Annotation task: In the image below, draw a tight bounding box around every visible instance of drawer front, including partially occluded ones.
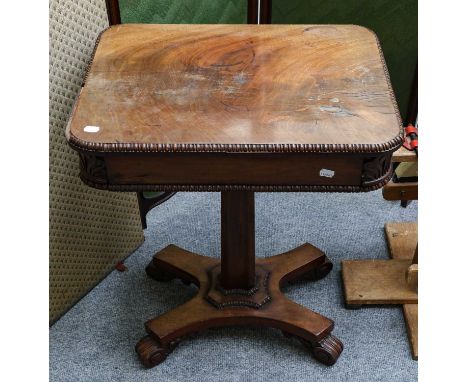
[105,153,364,187]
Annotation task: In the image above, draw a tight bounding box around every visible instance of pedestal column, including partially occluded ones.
[220,191,256,290]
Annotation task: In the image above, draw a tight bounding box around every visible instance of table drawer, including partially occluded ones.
[105,153,364,187]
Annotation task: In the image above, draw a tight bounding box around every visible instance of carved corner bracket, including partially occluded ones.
[361,153,393,188]
[78,152,108,189]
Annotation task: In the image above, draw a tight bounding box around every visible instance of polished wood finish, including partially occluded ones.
[78,150,392,192]
[68,24,400,193]
[105,152,364,187]
[68,24,401,153]
[221,191,255,289]
[104,2,176,229]
[138,241,342,368]
[65,25,403,368]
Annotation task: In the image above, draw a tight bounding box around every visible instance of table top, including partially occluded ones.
[67,24,402,154]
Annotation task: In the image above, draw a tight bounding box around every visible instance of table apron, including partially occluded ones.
[104,153,363,187]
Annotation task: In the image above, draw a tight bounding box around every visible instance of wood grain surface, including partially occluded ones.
[403,303,418,360]
[68,24,401,153]
[138,242,342,367]
[385,222,418,260]
[341,259,418,305]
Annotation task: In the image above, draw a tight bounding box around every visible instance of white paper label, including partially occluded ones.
[84,125,100,133]
[320,168,335,178]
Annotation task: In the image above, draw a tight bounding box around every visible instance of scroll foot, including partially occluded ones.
[135,335,173,368]
[310,334,343,366]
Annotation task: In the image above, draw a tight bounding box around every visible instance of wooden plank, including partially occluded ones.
[403,304,418,360]
[341,259,417,305]
[382,180,418,200]
[385,222,418,260]
[342,222,418,360]
[391,146,417,162]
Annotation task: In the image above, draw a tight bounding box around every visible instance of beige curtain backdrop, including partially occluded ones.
[49,0,144,324]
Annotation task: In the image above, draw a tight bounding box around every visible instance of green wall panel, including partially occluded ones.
[119,0,247,24]
[272,0,417,121]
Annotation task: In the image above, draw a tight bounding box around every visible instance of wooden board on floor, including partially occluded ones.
[403,304,418,360]
[342,259,418,305]
[385,222,418,259]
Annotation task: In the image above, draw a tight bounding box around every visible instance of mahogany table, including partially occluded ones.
[66,24,402,368]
